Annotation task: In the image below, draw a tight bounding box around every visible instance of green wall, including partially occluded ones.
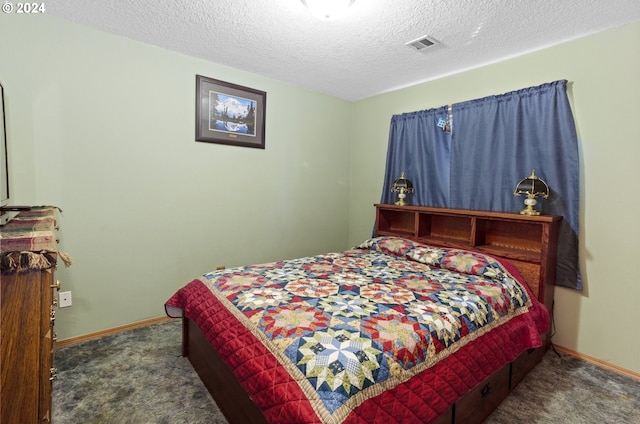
[0,14,352,341]
[350,22,640,374]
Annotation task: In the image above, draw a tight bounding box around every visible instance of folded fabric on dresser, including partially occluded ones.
[0,206,72,271]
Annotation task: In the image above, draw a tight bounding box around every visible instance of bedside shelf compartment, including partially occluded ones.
[376,208,416,237]
[417,214,472,245]
[475,219,543,261]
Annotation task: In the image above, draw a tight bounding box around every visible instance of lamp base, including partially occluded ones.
[394,192,408,206]
[519,206,541,216]
[519,197,541,215]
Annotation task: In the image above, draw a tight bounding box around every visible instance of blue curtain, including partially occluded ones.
[380,80,581,289]
[380,106,452,207]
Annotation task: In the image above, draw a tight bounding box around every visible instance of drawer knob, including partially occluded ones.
[49,367,58,381]
[481,383,492,398]
[51,280,61,291]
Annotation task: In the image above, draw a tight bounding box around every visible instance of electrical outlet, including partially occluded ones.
[59,291,72,308]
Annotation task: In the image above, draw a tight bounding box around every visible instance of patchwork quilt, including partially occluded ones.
[165,237,549,423]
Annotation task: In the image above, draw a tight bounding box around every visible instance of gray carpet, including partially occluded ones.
[53,319,640,424]
[53,319,225,424]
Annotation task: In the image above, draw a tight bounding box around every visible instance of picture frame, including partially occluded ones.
[195,75,266,149]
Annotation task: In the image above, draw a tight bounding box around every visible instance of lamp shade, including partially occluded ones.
[514,169,549,215]
[391,172,414,206]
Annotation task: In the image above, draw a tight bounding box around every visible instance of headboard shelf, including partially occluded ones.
[374,204,561,313]
[475,245,541,263]
[375,208,415,236]
[417,213,472,243]
[415,235,472,250]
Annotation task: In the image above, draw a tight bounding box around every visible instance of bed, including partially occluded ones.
[165,205,560,424]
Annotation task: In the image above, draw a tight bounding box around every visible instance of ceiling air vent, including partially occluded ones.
[406,35,440,52]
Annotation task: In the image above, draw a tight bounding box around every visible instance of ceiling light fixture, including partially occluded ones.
[301,0,355,20]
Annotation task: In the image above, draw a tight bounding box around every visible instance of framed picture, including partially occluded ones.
[195,75,266,149]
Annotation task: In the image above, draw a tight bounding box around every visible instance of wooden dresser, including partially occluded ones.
[0,208,70,424]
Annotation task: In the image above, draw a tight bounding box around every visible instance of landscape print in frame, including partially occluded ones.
[196,75,266,149]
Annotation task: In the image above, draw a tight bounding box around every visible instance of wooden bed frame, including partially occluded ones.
[181,205,561,424]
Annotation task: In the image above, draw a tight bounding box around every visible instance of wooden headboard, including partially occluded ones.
[374,204,561,316]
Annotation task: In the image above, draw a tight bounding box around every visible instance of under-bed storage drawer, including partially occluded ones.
[453,365,510,424]
[511,346,546,388]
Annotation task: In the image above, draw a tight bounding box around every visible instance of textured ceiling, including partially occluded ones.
[47,0,640,101]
